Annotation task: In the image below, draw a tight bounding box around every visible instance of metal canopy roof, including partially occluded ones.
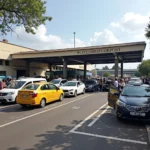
[11,41,146,65]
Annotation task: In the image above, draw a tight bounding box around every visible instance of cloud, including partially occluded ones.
[110,12,149,33]
[15,25,85,50]
[89,29,120,45]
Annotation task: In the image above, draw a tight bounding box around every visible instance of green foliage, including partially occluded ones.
[138,60,150,76]
[134,71,141,77]
[103,72,110,77]
[145,18,150,39]
[102,66,109,70]
[111,65,121,70]
[0,0,52,35]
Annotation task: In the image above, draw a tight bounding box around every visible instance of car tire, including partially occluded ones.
[82,89,85,94]
[59,94,63,101]
[20,104,27,108]
[40,99,46,108]
[74,91,77,97]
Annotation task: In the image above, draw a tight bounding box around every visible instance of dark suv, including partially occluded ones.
[85,80,99,92]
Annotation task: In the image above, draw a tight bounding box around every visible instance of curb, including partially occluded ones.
[146,125,150,144]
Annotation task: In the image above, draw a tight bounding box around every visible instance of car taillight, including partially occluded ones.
[30,92,38,98]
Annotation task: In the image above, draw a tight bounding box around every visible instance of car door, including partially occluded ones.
[40,84,52,103]
[77,82,83,94]
[108,85,119,108]
[49,84,59,101]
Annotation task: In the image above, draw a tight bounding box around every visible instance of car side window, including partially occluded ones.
[49,84,57,90]
[41,84,50,90]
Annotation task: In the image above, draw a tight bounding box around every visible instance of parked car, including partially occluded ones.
[85,79,99,92]
[60,81,85,97]
[16,82,64,108]
[108,83,150,121]
[51,79,68,87]
[0,78,46,104]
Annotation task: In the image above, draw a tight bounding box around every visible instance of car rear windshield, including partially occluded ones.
[85,80,95,84]
[7,81,26,89]
[122,86,150,97]
[23,84,39,90]
[51,79,60,84]
[63,82,76,86]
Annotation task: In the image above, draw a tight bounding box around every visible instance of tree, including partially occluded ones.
[102,66,109,70]
[103,72,110,77]
[138,59,150,76]
[145,18,150,39]
[0,0,52,35]
[134,71,141,77]
[111,65,121,70]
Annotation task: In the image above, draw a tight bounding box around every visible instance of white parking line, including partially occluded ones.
[0,104,18,109]
[70,130,147,145]
[88,106,110,127]
[70,103,107,132]
[0,94,94,128]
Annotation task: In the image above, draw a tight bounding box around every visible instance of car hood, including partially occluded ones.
[60,86,76,90]
[120,95,150,106]
[85,83,94,86]
[0,88,17,93]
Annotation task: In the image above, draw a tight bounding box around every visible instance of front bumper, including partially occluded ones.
[116,105,150,121]
[63,91,75,96]
[0,95,15,103]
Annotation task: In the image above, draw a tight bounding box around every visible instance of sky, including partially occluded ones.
[3,0,150,69]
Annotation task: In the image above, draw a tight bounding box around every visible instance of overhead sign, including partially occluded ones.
[77,47,120,55]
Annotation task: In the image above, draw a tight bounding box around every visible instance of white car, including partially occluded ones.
[51,79,68,87]
[0,78,46,104]
[130,77,142,84]
[60,81,85,97]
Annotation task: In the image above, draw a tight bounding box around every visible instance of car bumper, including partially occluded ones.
[116,105,150,121]
[0,95,15,103]
[64,91,75,96]
[85,87,94,91]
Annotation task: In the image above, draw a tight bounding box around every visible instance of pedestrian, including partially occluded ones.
[0,80,3,90]
[99,78,102,91]
[119,79,125,92]
[114,77,119,88]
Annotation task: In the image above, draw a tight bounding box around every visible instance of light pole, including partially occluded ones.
[73,32,76,48]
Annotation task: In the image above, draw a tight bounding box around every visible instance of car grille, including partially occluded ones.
[0,93,8,96]
[126,105,149,112]
[63,90,69,92]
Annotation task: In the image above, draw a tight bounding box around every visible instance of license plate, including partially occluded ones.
[130,112,145,117]
[22,95,27,98]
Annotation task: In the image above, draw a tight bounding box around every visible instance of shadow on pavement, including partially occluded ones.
[7,118,150,150]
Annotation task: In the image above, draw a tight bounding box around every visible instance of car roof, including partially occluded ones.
[16,78,46,82]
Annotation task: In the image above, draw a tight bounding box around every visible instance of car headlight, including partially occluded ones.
[7,92,15,95]
[116,100,126,107]
[69,89,74,91]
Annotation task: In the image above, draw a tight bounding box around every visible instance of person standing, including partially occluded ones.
[99,78,102,91]
[114,77,119,88]
[0,80,4,90]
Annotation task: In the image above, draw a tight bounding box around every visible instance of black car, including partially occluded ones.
[108,84,150,121]
[85,80,99,92]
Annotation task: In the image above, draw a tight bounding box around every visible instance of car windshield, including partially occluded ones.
[23,84,39,90]
[85,80,95,84]
[51,79,60,84]
[121,86,150,97]
[7,81,26,89]
[63,82,77,86]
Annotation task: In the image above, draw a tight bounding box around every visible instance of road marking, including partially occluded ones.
[72,106,80,110]
[0,94,94,128]
[70,130,147,145]
[70,103,107,132]
[0,104,18,110]
[88,106,110,127]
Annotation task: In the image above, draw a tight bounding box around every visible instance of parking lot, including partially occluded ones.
[0,92,149,150]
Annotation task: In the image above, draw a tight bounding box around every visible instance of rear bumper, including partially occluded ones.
[16,99,38,105]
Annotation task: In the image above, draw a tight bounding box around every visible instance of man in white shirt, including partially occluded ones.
[114,78,118,88]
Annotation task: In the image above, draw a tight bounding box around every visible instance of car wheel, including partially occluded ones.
[59,94,63,101]
[20,104,27,108]
[40,99,46,108]
[82,88,85,94]
[74,91,77,97]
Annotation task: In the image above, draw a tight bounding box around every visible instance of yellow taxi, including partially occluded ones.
[16,82,64,108]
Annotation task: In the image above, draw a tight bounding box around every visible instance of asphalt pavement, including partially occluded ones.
[0,92,149,150]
